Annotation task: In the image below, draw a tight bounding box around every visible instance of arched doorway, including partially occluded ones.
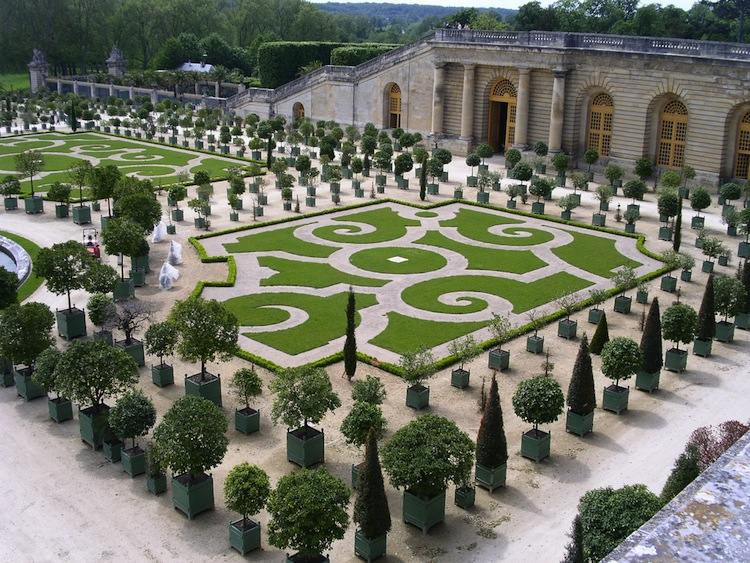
[487,79,516,153]
[656,99,688,168]
[587,93,613,157]
[735,112,750,180]
[387,84,401,129]
[292,102,305,122]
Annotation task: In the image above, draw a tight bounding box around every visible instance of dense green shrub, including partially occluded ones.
[660,443,700,503]
[330,45,396,66]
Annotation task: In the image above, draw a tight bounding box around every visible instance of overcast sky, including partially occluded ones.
[310,0,699,12]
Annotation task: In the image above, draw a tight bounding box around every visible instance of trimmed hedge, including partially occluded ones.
[330,45,397,66]
[188,198,668,377]
[258,42,396,88]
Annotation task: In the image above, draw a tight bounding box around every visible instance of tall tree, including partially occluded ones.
[475,374,508,468]
[353,429,392,541]
[419,154,427,201]
[673,208,683,252]
[343,287,357,380]
[567,334,596,415]
[589,313,610,355]
[696,274,716,341]
[640,298,663,374]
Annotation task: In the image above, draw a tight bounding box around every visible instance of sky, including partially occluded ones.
[309,0,699,12]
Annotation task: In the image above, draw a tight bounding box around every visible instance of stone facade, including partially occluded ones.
[229,30,750,185]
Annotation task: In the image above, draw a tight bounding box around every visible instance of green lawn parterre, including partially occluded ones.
[197,202,657,364]
[0,230,44,302]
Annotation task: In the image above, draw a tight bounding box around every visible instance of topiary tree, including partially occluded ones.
[343,287,357,380]
[634,158,654,182]
[475,374,508,470]
[394,153,413,177]
[696,275,716,342]
[270,365,341,434]
[673,207,683,251]
[567,335,596,416]
[144,320,178,368]
[714,274,745,322]
[552,152,569,176]
[35,241,94,311]
[352,375,386,405]
[0,302,54,372]
[589,313,609,355]
[466,153,481,177]
[475,143,494,166]
[604,164,624,188]
[504,148,522,171]
[623,180,646,203]
[382,414,474,499]
[720,182,742,205]
[340,401,386,449]
[640,298,663,374]
[267,468,350,561]
[108,388,157,450]
[690,187,711,216]
[354,429,392,547]
[224,463,271,529]
[662,303,698,350]
[583,148,599,176]
[529,177,553,201]
[657,189,681,224]
[512,375,565,433]
[154,395,228,482]
[601,337,642,389]
[169,297,239,380]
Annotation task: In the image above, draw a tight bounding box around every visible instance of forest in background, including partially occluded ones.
[0,0,746,75]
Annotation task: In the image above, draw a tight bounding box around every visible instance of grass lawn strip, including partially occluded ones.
[369,312,488,354]
[551,230,641,278]
[0,230,44,302]
[415,230,546,274]
[312,207,420,244]
[440,207,555,246]
[223,225,339,257]
[259,256,387,288]
[349,246,447,275]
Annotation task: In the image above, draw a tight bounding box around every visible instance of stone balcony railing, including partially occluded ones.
[433,28,750,61]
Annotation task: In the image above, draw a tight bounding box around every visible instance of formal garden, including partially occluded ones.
[1,89,750,563]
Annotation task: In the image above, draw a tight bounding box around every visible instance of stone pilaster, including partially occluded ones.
[514,67,531,149]
[27,49,49,94]
[431,62,446,136]
[548,68,567,153]
[460,63,476,141]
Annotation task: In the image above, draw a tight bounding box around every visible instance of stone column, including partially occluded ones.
[128,86,134,101]
[548,68,567,153]
[514,67,531,148]
[72,81,79,96]
[56,80,62,94]
[431,62,446,136]
[109,84,115,97]
[460,63,476,141]
[150,89,158,104]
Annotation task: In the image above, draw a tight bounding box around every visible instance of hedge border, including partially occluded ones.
[187,196,670,377]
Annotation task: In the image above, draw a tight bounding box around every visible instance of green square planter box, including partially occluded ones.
[561,210,572,221]
[666,348,690,371]
[230,519,261,555]
[185,373,222,407]
[739,242,750,258]
[113,278,135,302]
[602,386,629,414]
[477,191,490,204]
[692,338,712,358]
[681,269,692,282]
[79,405,110,449]
[354,189,365,198]
[354,530,386,562]
[48,397,73,423]
[636,290,649,305]
[403,490,445,533]
[635,370,660,392]
[406,384,430,409]
[467,176,478,187]
[306,196,316,207]
[521,429,551,462]
[736,312,750,330]
[702,260,714,273]
[626,203,640,219]
[72,205,91,225]
[531,201,545,215]
[1,370,13,388]
[716,321,735,343]
[454,486,475,509]
[172,473,214,519]
[659,226,673,241]
[287,426,325,467]
[614,295,632,314]
[151,363,174,387]
[566,410,594,437]
[122,447,146,477]
[94,330,113,346]
[625,223,636,233]
[171,209,183,222]
[4,197,18,210]
[475,463,507,492]
[558,319,577,340]
[132,254,150,273]
[506,199,516,208]
[101,215,112,232]
[235,407,260,434]
[130,269,146,287]
[56,307,87,339]
[24,196,44,214]
[147,473,167,495]
[526,335,544,354]
[14,368,44,401]
[307,186,317,197]
[286,554,329,563]
[103,439,122,463]
[661,275,677,293]
[588,308,604,325]
[451,368,470,389]
[55,204,69,219]
[115,339,145,367]
[195,217,207,229]
[427,184,439,195]
[488,348,510,371]
[375,175,386,186]
[592,213,606,226]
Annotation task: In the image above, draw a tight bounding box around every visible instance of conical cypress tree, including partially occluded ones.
[344,287,357,379]
[475,374,508,468]
[673,208,682,252]
[419,155,427,201]
[696,274,716,341]
[589,313,609,355]
[354,429,391,540]
[740,260,750,314]
[567,334,596,415]
[266,136,273,169]
[640,297,663,374]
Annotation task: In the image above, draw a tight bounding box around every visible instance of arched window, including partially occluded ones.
[292,102,305,121]
[656,100,688,168]
[587,93,613,157]
[487,79,517,153]
[388,84,401,129]
[735,112,750,180]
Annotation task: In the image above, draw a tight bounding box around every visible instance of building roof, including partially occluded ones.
[177,61,214,73]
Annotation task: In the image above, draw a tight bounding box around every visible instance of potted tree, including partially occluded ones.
[720,182,742,214]
[188,198,210,230]
[168,184,187,223]
[90,164,123,229]
[662,303,698,372]
[505,184,521,208]
[87,293,116,345]
[737,208,750,258]
[475,143,493,173]
[465,153,480,187]
[529,178,553,214]
[690,187,711,230]
[557,294,578,340]
[657,189,680,240]
[170,297,239,406]
[600,337,641,414]
[224,463,271,555]
[525,308,546,354]
[566,336,596,436]
[737,261,750,330]
[504,148,522,176]
[1,175,21,211]
[589,313,609,355]
[101,218,145,301]
[679,253,696,282]
[0,302,54,401]
[154,395,228,519]
[114,300,150,367]
[144,320,178,387]
[109,389,157,477]
[679,165,695,198]
[693,275,716,358]
[713,274,744,343]
[558,194,579,221]
[55,340,138,449]
[340,400,386,488]
[552,152,569,187]
[33,347,73,423]
[145,442,167,495]
[612,266,636,314]
[604,164,624,193]
[583,148,599,181]
[268,468,350,563]
[47,182,71,219]
[399,346,435,409]
[15,149,45,214]
[382,415,474,533]
[701,236,725,273]
[270,366,341,467]
[637,298,663,392]
[512,375,565,462]
[532,142,548,174]
[448,335,481,388]
[354,429,391,561]
[35,241,94,339]
[475,375,509,491]
[587,289,606,325]
[623,180,646,220]
[231,366,263,434]
[623,207,639,233]
[659,250,681,292]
